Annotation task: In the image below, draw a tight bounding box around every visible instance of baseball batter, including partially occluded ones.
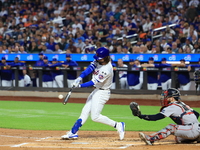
[134,88,200,145]
[61,47,125,140]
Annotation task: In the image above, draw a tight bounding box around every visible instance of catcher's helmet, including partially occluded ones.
[162,88,181,101]
[93,47,109,60]
[194,70,200,84]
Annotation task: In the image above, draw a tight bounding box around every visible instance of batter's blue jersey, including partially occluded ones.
[154,64,171,82]
[10,62,26,80]
[62,60,78,80]
[127,65,140,86]
[0,62,12,80]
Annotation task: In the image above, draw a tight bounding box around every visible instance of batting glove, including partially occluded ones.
[72,77,82,88]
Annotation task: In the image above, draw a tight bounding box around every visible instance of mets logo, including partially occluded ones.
[98,75,104,79]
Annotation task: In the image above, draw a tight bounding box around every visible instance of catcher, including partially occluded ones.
[130,88,200,145]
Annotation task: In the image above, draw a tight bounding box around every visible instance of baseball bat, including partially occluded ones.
[62,86,74,105]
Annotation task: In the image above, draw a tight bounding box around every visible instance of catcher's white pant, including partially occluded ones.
[13,79,25,87]
[1,80,12,87]
[119,78,129,89]
[175,123,200,142]
[42,81,53,87]
[161,79,171,90]
[180,82,191,91]
[79,89,116,127]
[148,123,200,143]
[67,79,75,88]
[147,83,158,90]
[53,75,64,88]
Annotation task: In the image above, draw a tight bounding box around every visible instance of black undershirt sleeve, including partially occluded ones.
[139,113,165,121]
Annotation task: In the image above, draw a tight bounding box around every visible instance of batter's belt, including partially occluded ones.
[94,87,110,90]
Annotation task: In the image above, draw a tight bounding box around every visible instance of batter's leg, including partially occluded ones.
[90,90,116,127]
[61,91,94,139]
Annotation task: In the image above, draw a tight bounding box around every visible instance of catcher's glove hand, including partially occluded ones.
[130,102,141,117]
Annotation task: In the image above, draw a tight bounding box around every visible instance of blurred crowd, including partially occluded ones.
[0,0,200,55]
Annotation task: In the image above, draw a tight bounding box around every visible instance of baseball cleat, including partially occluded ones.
[139,132,153,145]
[61,131,78,140]
[116,122,125,140]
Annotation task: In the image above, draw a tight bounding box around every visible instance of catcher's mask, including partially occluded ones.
[160,88,181,106]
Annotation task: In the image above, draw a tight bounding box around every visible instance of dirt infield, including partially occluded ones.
[0,96,200,150]
[1,129,200,150]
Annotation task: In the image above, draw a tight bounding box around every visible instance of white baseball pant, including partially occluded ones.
[13,79,25,87]
[24,75,31,86]
[1,80,12,87]
[52,75,64,88]
[79,89,116,127]
[147,83,158,90]
[119,78,129,89]
[42,81,53,87]
[67,79,75,88]
[161,79,171,90]
[129,82,143,90]
[180,82,191,91]
[175,123,200,142]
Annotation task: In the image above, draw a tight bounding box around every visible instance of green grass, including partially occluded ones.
[0,101,200,131]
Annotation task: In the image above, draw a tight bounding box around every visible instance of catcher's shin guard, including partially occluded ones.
[71,119,82,134]
[148,124,177,142]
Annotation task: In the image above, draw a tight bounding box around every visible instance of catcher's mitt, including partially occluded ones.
[130,102,141,116]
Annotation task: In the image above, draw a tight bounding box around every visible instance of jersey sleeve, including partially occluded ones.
[160,105,176,117]
[79,60,97,78]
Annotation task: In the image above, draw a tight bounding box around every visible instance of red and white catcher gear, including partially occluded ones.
[146,124,177,142]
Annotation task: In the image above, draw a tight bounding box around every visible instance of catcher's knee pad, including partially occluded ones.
[71,119,82,134]
[165,124,177,134]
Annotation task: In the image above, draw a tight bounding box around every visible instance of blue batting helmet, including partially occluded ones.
[93,47,110,60]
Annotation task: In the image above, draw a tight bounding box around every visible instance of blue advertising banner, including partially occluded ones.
[0,53,200,62]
